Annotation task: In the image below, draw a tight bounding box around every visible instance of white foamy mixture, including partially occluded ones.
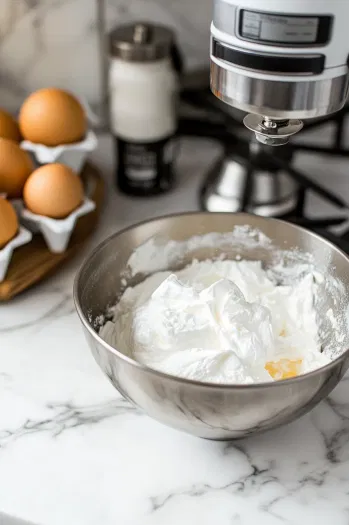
[100,259,331,384]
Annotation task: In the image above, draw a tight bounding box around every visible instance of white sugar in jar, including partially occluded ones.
[109,23,179,196]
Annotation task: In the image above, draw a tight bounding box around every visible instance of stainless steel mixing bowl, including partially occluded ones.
[74,213,349,439]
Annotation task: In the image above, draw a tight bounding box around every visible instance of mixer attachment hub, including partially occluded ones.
[243,114,304,146]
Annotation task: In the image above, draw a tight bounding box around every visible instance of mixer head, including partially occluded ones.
[210,0,349,145]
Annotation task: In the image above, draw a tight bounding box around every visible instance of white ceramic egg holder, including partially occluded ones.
[20,198,96,254]
[1,94,98,279]
[0,196,96,281]
[0,227,32,281]
[21,130,98,174]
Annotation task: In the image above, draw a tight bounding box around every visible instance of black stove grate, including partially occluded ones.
[178,87,349,251]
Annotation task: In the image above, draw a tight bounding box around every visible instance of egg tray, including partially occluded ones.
[0,162,104,301]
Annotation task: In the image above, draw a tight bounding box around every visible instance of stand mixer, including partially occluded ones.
[200,0,349,215]
[210,0,349,145]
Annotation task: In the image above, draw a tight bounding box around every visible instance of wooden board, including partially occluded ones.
[0,163,104,301]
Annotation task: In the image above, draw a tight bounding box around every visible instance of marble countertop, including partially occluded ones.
[2,132,349,525]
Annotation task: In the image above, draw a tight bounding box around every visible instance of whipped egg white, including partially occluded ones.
[100,259,330,384]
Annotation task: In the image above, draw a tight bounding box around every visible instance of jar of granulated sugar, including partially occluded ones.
[109,23,179,196]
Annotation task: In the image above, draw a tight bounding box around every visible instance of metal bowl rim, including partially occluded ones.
[74,211,349,390]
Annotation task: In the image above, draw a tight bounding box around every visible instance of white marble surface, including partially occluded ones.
[2,132,349,525]
[0,0,212,113]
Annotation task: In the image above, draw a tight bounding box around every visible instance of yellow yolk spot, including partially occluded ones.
[265,359,303,380]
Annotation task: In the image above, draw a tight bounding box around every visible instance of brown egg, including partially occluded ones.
[0,198,18,249]
[19,88,87,147]
[0,138,34,198]
[24,163,84,219]
[0,109,21,142]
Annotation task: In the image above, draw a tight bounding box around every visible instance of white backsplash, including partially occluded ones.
[0,0,212,115]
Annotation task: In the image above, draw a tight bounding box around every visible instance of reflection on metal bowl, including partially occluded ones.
[74,213,349,439]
